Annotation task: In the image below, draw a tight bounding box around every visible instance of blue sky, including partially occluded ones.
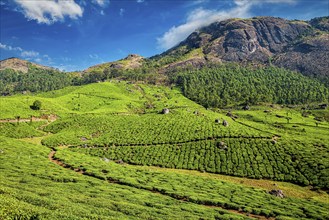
[0,0,328,71]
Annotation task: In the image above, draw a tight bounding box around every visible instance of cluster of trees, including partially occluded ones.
[0,67,74,95]
[174,65,329,108]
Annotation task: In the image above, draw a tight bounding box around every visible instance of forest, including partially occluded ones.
[174,65,329,108]
[0,66,74,95]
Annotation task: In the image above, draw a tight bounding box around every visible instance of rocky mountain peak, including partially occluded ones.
[124,54,144,61]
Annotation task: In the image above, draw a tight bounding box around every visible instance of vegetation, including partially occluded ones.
[174,65,329,108]
[0,67,74,95]
[30,100,42,110]
[41,112,269,147]
[0,137,244,220]
[1,81,328,219]
[54,147,329,219]
[71,137,328,188]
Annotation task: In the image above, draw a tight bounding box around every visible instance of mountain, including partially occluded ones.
[0,57,54,73]
[155,16,329,77]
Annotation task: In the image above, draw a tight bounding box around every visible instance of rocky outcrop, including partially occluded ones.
[160,16,329,77]
[269,189,284,198]
[84,54,144,74]
[0,57,54,73]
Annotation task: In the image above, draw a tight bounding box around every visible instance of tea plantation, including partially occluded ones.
[1,81,328,219]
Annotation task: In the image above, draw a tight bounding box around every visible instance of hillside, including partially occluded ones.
[72,16,329,89]
[1,81,329,219]
[83,54,145,74]
[0,57,54,73]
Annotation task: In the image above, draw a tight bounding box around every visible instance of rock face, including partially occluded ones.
[160,16,329,77]
[269,189,284,198]
[273,33,329,77]
[0,57,54,73]
[162,108,170,114]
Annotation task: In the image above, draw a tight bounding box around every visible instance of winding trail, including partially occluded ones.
[48,149,273,220]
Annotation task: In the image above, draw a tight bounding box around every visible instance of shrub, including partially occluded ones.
[30,100,42,110]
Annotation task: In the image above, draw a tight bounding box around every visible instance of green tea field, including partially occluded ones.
[1,82,328,219]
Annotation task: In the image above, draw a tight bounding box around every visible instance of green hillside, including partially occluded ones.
[1,81,329,219]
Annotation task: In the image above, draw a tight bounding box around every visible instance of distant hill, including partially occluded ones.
[83,54,144,74]
[0,58,72,95]
[0,57,54,73]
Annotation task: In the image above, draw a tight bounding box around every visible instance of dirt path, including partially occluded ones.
[0,115,57,123]
[48,149,273,220]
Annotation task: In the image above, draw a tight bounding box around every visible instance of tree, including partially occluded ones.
[30,100,42,110]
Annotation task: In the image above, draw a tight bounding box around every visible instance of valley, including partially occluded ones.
[1,11,329,219]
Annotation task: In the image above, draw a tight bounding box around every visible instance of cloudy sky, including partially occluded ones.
[0,0,328,71]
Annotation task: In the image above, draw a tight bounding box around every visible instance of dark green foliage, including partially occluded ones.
[0,67,74,95]
[174,65,329,108]
[30,100,42,110]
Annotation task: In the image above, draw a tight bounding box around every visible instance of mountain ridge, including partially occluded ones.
[1,16,328,79]
[156,16,329,77]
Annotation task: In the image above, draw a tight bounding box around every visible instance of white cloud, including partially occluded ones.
[157,5,251,50]
[119,8,125,16]
[34,58,42,63]
[21,50,39,58]
[89,54,99,59]
[0,43,23,51]
[157,0,297,50]
[93,0,110,7]
[14,0,83,24]
[137,0,144,3]
[0,42,46,61]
